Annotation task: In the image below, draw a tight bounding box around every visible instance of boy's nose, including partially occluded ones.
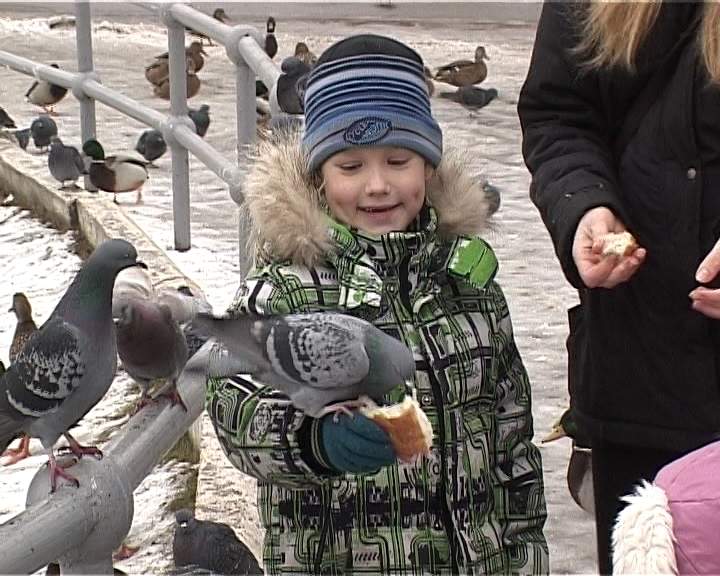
[365,166,390,195]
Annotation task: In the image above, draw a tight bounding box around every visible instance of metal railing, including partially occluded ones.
[0,2,284,573]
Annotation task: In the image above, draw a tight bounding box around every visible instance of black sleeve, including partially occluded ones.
[518,2,629,288]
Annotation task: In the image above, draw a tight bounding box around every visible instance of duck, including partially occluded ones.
[153,41,207,74]
[188,8,230,46]
[294,42,318,68]
[153,72,201,100]
[434,46,489,88]
[25,63,69,115]
[439,86,498,109]
[542,407,594,515]
[82,138,148,204]
[265,17,278,59]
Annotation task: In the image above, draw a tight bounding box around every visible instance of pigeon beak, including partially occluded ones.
[135,261,148,269]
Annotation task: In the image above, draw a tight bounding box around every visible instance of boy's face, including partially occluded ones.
[321,147,433,235]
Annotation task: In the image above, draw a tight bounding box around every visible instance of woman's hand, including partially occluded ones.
[572,207,646,288]
[690,239,720,319]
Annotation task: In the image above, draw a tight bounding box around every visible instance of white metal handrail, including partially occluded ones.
[0,2,286,573]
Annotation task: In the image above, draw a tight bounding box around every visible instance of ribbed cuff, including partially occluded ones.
[297,416,341,476]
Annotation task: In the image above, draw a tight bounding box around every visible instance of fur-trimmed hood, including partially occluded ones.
[241,129,492,266]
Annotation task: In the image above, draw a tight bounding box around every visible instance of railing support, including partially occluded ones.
[74,1,97,191]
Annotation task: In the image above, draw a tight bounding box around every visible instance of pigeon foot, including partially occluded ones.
[159,388,188,412]
[113,543,140,561]
[1,435,32,465]
[48,453,80,492]
[318,396,375,422]
[58,432,103,460]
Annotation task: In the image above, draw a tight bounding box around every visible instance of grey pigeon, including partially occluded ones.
[13,128,31,150]
[48,136,87,189]
[0,239,143,492]
[19,115,58,152]
[115,299,189,411]
[25,63,68,114]
[276,57,310,115]
[158,286,213,360]
[440,86,498,109]
[135,129,167,165]
[0,106,16,129]
[192,312,416,418]
[173,509,262,575]
[188,105,210,138]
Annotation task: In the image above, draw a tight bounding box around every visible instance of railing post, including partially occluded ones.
[74,0,97,191]
[166,9,191,252]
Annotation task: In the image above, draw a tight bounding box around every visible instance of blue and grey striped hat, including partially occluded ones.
[302,34,442,172]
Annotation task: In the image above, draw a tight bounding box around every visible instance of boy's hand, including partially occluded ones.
[690,238,720,319]
[572,207,646,289]
[320,412,396,474]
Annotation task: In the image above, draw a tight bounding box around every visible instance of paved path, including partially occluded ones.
[0,4,596,573]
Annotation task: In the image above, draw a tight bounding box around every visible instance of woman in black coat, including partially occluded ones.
[519,2,720,573]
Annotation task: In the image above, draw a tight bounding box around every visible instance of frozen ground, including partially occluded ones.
[0,3,595,574]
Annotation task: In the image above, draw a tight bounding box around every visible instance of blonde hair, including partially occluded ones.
[577,2,720,83]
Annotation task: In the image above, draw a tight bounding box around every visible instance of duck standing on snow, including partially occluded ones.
[82,139,148,204]
[188,8,230,46]
[434,46,489,88]
[265,17,278,59]
[153,41,207,73]
[153,72,201,100]
[25,63,68,115]
[294,41,318,68]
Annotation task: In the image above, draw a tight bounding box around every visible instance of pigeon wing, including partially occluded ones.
[3,317,85,419]
[266,314,370,389]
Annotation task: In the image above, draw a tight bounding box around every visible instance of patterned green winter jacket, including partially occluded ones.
[206,133,548,575]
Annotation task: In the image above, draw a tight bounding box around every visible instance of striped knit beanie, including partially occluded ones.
[302,34,442,172]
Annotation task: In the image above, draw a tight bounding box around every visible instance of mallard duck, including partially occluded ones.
[439,86,498,109]
[153,72,201,100]
[82,139,148,204]
[188,8,230,46]
[153,41,207,74]
[434,46,489,88]
[542,407,594,515]
[294,42,318,68]
[265,17,278,59]
[25,63,68,115]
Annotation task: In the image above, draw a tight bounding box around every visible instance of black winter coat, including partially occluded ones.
[519,2,720,451]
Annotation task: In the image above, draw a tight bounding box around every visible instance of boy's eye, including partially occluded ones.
[339,162,361,171]
[388,157,410,166]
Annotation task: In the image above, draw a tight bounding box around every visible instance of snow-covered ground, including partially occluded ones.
[0,3,596,574]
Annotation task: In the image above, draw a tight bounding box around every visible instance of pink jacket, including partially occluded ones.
[613,440,720,574]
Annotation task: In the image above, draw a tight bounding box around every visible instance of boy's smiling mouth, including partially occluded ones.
[360,204,399,213]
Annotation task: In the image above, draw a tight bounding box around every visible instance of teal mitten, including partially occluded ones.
[320,412,396,474]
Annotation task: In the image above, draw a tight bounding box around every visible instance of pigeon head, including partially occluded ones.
[88,239,145,277]
[82,138,105,161]
[175,508,197,532]
[10,292,33,319]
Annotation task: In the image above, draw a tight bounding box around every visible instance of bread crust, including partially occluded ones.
[360,396,433,462]
[600,231,638,257]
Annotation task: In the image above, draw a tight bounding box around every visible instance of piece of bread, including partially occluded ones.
[600,231,638,257]
[359,396,433,462]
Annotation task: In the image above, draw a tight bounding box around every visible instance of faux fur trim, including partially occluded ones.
[241,128,491,266]
[612,481,678,575]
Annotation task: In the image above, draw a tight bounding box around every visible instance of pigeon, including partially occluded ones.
[0,106,16,129]
[135,129,167,165]
[83,139,149,204]
[15,115,58,152]
[440,86,498,110]
[264,17,278,59]
[293,42,317,68]
[25,64,68,114]
[173,509,262,575]
[48,136,87,189]
[191,312,416,418]
[0,239,144,492]
[276,57,311,115]
[112,263,156,319]
[115,299,189,412]
[2,292,39,465]
[188,105,210,138]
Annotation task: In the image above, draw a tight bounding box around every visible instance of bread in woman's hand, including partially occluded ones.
[600,231,638,257]
[359,396,433,462]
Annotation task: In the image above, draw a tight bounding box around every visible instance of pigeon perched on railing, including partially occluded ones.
[25,63,68,115]
[135,129,167,166]
[2,292,39,465]
[0,239,144,492]
[115,298,189,412]
[192,312,416,418]
[188,104,210,138]
[48,136,87,189]
[173,509,262,575]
